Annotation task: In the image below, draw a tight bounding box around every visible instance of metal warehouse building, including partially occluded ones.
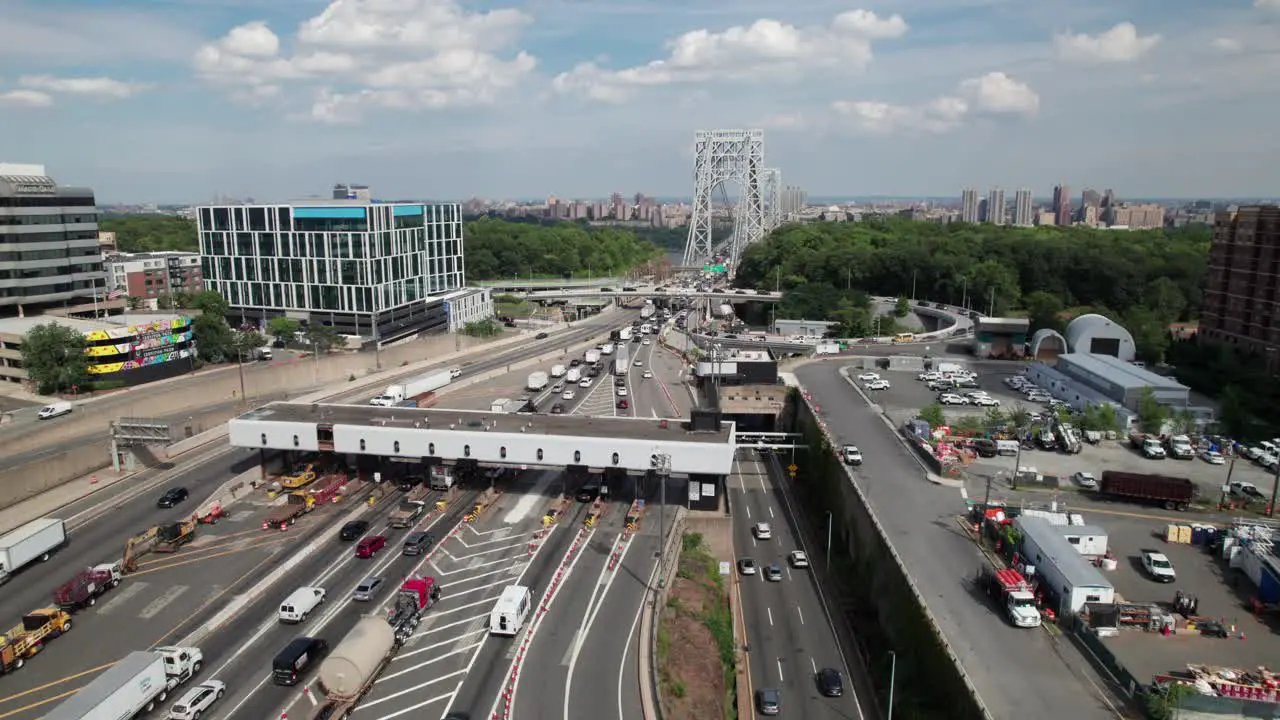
[1030,328,1068,361]
[1053,353,1190,410]
[1064,313,1136,363]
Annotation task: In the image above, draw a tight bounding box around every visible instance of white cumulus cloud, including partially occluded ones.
[0,89,53,108]
[553,9,908,102]
[1054,22,1161,64]
[19,75,149,99]
[833,71,1037,134]
[1210,37,1243,54]
[193,0,537,119]
[1256,0,1280,12]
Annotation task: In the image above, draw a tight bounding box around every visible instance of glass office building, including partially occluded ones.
[196,202,465,339]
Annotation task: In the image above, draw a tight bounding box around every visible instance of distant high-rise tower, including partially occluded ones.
[977,197,989,223]
[1081,188,1101,209]
[986,188,1006,225]
[1053,184,1072,226]
[1013,189,1033,226]
[960,188,980,223]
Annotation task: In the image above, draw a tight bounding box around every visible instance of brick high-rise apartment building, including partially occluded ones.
[1053,184,1072,226]
[1201,205,1280,363]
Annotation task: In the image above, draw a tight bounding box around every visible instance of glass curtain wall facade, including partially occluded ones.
[0,167,104,317]
[197,203,464,338]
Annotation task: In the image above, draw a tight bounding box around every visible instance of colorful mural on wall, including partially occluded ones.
[85,330,194,358]
[82,316,195,375]
[88,348,195,375]
[83,317,190,342]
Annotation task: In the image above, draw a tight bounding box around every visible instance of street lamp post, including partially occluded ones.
[235,348,247,405]
[887,650,898,720]
[911,270,917,301]
[652,451,672,586]
[825,511,833,572]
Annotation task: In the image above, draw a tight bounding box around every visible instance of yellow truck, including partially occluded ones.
[0,607,73,674]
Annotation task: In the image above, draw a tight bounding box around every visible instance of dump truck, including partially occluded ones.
[389,500,427,529]
[370,369,452,407]
[1099,471,1195,511]
[264,494,317,530]
[387,576,440,643]
[980,567,1042,628]
[0,607,73,671]
[42,646,203,720]
[53,563,123,612]
[0,518,67,584]
[314,617,398,717]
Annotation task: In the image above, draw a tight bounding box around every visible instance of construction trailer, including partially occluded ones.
[1014,515,1115,614]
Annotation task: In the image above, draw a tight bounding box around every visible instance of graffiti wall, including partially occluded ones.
[84,316,196,375]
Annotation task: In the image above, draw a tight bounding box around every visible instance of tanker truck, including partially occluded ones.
[312,578,439,717]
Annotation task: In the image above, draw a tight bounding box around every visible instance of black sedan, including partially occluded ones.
[339,520,370,541]
[156,487,189,508]
[816,668,844,697]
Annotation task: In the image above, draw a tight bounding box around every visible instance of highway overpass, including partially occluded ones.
[523,288,783,302]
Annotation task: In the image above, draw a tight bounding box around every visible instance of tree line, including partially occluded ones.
[100,214,198,253]
[734,218,1210,362]
[463,218,661,280]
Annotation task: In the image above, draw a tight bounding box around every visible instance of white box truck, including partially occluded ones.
[0,518,67,584]
[43,647,203,720]
[550,364,567,378]
[584,349,601,364]
[527,372,549,392]
[566,367,582,383]
[370,368,453,406]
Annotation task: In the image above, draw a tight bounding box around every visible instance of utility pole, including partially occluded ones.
[1221,453,1238,508]
[911,270,917,301]
[652,450,672,586]
[236,347,247,406]
[988,286,996,317]
[1269,457,1280,517]
[887,650,898,720]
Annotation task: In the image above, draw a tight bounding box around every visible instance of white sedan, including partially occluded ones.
[971,396,1001,407]
[579,379,593,388]
[562,390,576,400]
[857,372,881,382]
[168,681,226,720]
[788,550,810,568]
[865,379,891,390]
[617,387,628,396]
[938,393,969,405]
[1201,450,1226,465]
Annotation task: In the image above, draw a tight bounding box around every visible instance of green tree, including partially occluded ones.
[266,317,301,345]
[1217,385,1251,439]
[1124,307,1172,364]
[916,404,946,429]
[461,218,661,280]
[233,330,267,358]
[99,215,198,253]
[894,295,910,317]
[983,406,1007,428]
[305,324,347,353]
[1136,387,1169,434]
[1006,403,1032,430]
[192,314,234,362]
[188,290,229,317]
[1023,291,1066,333]
[21,323,90,395]
[462,318,502,337]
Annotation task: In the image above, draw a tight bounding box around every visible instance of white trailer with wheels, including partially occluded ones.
[0,518,66,584]
[43,647,203,720]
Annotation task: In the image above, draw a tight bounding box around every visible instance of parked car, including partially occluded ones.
[938,393,969,405]
[865,379,890,391]
[856,372,880,382]
[1141,549,1177,583]
[1071,471,1098,489]
[1201,450,1226,465]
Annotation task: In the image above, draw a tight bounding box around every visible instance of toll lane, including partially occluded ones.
[0,487,372,720]
[205,487,470,720]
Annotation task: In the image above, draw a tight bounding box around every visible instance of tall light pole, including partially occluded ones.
[887,650,898,720]
[652,450,672,586]
[825,511,833,572]
[911,270,917,301]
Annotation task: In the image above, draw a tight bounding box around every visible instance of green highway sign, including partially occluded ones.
[703,264,727,273]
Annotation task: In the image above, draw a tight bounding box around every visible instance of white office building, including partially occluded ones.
[197,201,465,341]
[439,287,495,331]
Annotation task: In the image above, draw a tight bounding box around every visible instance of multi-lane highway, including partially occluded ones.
[0,311,692,720]
[730,450,867,719]
[794,361,1119,720]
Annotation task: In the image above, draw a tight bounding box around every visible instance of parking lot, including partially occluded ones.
[351,480,569,719]
[1069,510,1280,686]
[841,358,1278,501]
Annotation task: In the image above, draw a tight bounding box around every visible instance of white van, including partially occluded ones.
[278,586,326,623]
[995,439,1020,456]
[489,585,532,636]
[37,401,72,420]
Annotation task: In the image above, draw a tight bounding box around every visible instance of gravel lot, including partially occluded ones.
[846,359,1280,501]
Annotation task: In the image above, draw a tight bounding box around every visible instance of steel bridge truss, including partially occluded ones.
[682,129,766,271]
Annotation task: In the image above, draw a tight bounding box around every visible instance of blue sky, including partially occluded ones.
[1,0,1277,203]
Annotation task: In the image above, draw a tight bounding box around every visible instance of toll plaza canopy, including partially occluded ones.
[228,402,737,475]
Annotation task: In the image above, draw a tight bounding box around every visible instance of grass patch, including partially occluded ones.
[658,532,737,720]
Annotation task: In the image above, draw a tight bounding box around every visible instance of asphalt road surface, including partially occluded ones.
[794,362,1120,720]
[731,451,867,720]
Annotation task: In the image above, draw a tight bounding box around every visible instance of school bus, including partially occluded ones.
[892,333,915,343]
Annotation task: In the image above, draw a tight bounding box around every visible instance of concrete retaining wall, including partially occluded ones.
[784,392,990,720]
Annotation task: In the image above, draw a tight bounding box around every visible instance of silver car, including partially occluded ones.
[352,576,383,602]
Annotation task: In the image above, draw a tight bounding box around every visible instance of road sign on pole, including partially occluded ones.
[788,464,798,474]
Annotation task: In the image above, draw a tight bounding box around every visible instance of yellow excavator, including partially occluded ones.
[122,516,198,573]
[280,463,318,490]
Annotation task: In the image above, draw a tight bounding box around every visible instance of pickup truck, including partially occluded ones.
[1141,549,1177,583]
[841,445,863,466]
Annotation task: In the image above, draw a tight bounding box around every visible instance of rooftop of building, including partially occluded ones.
[0,163,93,198]
[197,199,457,208]
[977,317,1031,331]
[238,402,735,444]
[437,287,491,301]
[716,383,787,414]
[1056,352,1188,391]
[0,312,189,337]
[719,349,774,362]
[106,251,200,261]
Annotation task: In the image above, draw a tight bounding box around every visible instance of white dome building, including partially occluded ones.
[1065,313,1136,363]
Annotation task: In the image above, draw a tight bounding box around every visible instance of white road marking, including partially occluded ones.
[768,506,775,519]
[744,505,751,519]
[376,641,484,682]
[413,614,489,639]
[139,585,188,619]
[445,540,529,562]
[777,659,785,683]
[618,544,663,720]
[767,607,774,626]
[97,581,148,615]
[811,657,818,674]
[797,607,805,625]
[369,691,454,720]
[396,628,485,660]
[501,471,557,524]
[358,669,468,709]
[441,578,512,599]
[454,533,522,549]
[430,555,511,577]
